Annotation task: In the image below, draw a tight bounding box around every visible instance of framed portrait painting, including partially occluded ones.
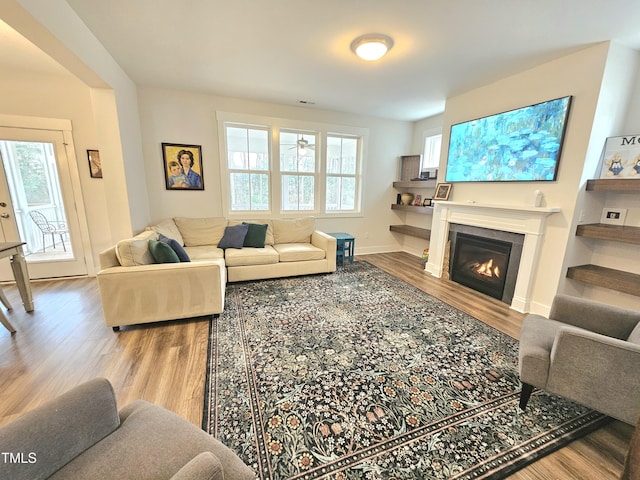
[162,143,204,190]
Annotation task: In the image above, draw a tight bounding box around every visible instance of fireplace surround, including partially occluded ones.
[449,225,524,304]
[425,201,560,313]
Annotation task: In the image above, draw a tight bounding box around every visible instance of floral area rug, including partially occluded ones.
[204,261,608,479]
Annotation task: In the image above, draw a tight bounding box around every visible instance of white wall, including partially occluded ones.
[137,87,414,254]
[561,44,640,311]
[434,43,613,313]
[0,69,111,271]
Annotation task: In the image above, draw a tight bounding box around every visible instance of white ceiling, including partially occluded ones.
[6,1,640,121]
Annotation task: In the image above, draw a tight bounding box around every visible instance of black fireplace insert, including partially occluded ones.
[450,233,512,300]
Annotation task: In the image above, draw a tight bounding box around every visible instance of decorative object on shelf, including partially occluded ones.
[413,194,422,206]
[400,193,414,205]
[423,198,432,207]
[600,207,627,226]
[162,143,204,190]
[433,183,452,201]
[396,193,402,205]
[531,189,543,207]
[400,155,421,181]
[445,96,572,183]
[87,150,102,178]
[598,135,640,179]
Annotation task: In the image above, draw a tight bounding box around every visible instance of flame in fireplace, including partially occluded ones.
[475,259,501,278]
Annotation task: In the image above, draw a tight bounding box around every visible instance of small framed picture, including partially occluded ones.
[413,194,422,206]
[423,198,432,207]
[87,150,102,178]
[162,143,204,190]
[600,207,627,225]
[433,183,452,201]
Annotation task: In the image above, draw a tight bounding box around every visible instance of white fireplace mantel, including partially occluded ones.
[425,201,561,313]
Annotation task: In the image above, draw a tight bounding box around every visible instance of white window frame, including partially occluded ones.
[422,127,442,171]
[217,111,368,218]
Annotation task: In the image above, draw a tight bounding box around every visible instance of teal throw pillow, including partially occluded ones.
[149,239,180,263]
[158,233,190,262]
[218,224,249,249]
[242,222,268,248]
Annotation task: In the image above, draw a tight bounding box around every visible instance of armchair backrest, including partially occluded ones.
[0,378,120,480]
[550,294,640,340]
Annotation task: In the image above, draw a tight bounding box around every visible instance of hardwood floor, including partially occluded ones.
[0,251,632,478]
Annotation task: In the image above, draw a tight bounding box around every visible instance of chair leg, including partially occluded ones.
[519,383,534,410]
[0,309,15,333]
[59,234,66,252]
[42,233,46,252]
[0,288,12,311]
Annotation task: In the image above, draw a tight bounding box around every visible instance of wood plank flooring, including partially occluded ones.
[0,251,632,478]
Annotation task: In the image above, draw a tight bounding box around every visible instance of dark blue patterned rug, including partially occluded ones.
[204,261,607,479]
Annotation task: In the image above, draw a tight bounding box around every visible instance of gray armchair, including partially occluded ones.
[0,378,255,480]
[519,294,640,425]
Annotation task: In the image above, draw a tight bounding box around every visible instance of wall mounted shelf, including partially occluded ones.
[391,204,433,214]
[389,225,431,240]
[567,265,640,297]
[585,178,640,192]
[576,223,640,245]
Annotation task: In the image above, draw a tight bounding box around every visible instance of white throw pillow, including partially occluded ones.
[115,230,158,266]
[147,218,184,246]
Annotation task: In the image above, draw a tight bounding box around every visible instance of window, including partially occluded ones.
[219,112,367,216]
[279,131,317,211]
[422,131,442,170]
[226,126,270,211]
[326,135,358,211]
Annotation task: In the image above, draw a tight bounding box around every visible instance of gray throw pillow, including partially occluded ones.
[218,224,249,249]
[158,233,190,262]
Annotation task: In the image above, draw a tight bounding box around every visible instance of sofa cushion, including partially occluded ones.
[147,218,185,246]
[174,217,228,247]
[224,246,279,267]
[149,240,181,263]
[218,224,249,249]
[228,219,274,245]
[116,230,158,267]
[273,243,326,262]
[242,223,269,248]
[158,234,190,262]
[628,322,640,345]
[272,217,315,244]
[183,246,225,261]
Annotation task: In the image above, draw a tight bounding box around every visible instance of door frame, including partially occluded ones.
[0,113,95,276]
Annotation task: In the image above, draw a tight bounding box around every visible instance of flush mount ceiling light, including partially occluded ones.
[350,33,394,61]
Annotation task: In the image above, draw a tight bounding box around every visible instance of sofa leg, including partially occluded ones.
[519,383,534,410]
[212,314,220,319]
[112,326,120,332]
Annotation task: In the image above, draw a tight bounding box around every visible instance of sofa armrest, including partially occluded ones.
[0,378,120,480]
[549,294,640,339]
[547,327,640,424]
[99,246,120,269]
[97,260,226,327]
[169,452,224,480]
[312,231,337,271]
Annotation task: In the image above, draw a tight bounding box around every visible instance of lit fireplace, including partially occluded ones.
[449,231,516,302]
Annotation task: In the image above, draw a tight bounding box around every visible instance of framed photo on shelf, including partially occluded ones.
[87,150,102,178]
[433,183,452,201]
[600,207,627,226]
[599,135,640,179]
[162,143,204,190]
[413,194,422,206]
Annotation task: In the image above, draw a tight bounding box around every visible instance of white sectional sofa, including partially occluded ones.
[97,217,336,330]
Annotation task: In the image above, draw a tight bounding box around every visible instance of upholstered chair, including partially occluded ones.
[518,294,640,425]
[0,378,255,480]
